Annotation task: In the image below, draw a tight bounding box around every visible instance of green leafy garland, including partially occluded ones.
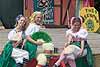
[31,31,52,43]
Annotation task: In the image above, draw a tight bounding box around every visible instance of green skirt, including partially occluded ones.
[24,31,52,60]
[24,41,37,60]
[0,41,16,67]
[68,41,94,67]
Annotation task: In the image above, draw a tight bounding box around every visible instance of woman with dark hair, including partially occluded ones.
[8,14,29,67]
[0,14,29,67]
[53,17,94,67]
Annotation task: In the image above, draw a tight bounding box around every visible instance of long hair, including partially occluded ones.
[29,11,43,23]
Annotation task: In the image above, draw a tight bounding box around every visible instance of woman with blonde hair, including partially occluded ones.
[24,11,45,60]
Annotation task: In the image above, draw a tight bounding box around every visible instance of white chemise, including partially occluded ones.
[66,28,88,41]
[25,23,41,36]
[64,28,88,59]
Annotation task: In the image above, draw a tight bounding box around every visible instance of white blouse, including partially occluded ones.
[66,28,88,41]
[25,23,41,36]
[8,29,18,40]
[8,28,23,41]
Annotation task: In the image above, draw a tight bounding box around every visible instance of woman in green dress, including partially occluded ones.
[0,14,28,67]
[53,17,94,67]
[24,11,46,60]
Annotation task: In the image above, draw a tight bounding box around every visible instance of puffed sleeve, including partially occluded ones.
[79,29,88,39]
[66,29,73,37]
[8,30,16,40]
[25,23,35,36]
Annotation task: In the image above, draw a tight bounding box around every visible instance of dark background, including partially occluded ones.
[94,0,100,19]
[0,0,23,29]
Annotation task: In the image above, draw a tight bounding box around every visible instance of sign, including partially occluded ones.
[80,7,99,32]
[33,0,54,24]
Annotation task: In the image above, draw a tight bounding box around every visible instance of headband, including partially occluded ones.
[15,14,23,21]
[70,16,83,28]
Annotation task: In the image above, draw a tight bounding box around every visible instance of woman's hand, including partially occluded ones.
[64,42,70,48]
[78,49,83,57]
[12,39,22,48]
[26,35,43,46]
[35,41,43,46]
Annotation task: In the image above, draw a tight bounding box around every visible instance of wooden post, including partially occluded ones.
[75,0,80,17]
[24,0,33,17]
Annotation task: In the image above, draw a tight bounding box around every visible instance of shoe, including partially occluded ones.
[53,64,60,67]
[16,63,23,67]
[23,58,29,64]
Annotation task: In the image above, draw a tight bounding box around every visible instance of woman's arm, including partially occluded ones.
[78,29,88,56]
[64,34,72,48]
[25,23,43,45]
[81,39,85,52]
[78,39,85,56]
[26,35,43,46]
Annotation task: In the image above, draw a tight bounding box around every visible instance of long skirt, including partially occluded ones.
[63,45,87,60]
[24,41,37,60]
[11,48,29,63]
[64,41,94,67]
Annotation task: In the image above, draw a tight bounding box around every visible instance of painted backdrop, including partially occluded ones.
[33,0,54,24]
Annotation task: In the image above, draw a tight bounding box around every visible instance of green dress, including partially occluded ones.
[69,41,94,67]
[0,41,16,67]
[24,31,52,60]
